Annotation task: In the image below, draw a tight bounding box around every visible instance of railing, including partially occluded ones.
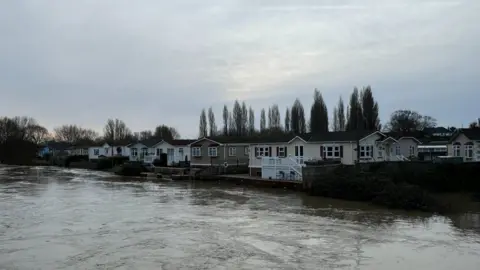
[261,156,305,181]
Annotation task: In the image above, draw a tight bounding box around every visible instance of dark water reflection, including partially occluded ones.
[1,166,480,269]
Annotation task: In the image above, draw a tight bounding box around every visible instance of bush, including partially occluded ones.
[309,167,441,212]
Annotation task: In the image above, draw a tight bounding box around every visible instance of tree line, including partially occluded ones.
[198,86,441,137]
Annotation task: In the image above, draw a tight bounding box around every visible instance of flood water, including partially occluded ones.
[1,166,480,269]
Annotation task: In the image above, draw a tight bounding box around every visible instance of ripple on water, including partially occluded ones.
[1,167,480,269]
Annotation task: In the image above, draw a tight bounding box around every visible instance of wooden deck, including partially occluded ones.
[219,174,301,183]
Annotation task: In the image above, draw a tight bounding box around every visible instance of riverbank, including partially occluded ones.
[21,160,480,213]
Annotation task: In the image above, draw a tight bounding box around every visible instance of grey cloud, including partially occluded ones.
[1,0,479,138]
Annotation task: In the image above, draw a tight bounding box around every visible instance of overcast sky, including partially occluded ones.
[1,0,478,138]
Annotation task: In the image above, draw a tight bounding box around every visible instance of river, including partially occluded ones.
[1,166,480,269]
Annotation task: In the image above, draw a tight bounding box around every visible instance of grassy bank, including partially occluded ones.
[307,162,480,213]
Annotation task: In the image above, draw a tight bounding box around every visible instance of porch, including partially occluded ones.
[260,156,305,182]
[375,139,409,162]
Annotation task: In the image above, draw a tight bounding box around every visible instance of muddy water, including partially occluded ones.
[1,166,480,269]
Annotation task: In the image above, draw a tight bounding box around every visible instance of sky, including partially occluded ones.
[1,0,479,139]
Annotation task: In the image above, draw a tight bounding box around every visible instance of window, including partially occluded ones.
[156,148,160,156]
[208,147,218,157]
[244,146,249,156]
[395,145,401,155]
[465,143,473,159]
[409,146,415,156]
[254,147,270,157]
[94,149,99,156]
[141,148,148,156]
[277,147,286,157]
[228,147,236,156]
[360,145,373,158]
[192,147,201,157]
[131,148,138,157]
[325,146,340,158]
[294,145,304,156]
[105,148,109,155]
[453,143,461,157]
[179,148,184,156]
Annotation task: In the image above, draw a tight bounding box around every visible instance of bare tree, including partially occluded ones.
[208,107,217,136]
[270,104,281,128]
[54,125,99,143]
[138,130,153,140]
[337,96,346,131]
[103,118,132,142]
[241,102,248,136]
[154,125,180,140]
[260,109,266,132]
[284,107,291,132]
[199,109,208,138]
[248,107,255,135]
[384,110,437,132]
[222,105,228,136]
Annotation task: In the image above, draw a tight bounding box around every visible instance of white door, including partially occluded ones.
[167,148,174,165]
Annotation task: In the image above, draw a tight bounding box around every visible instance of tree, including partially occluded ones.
[139,130,153,140]
[154,125,180,140]
[469,120,479,129]
[337,96,346,131]
[284,107,291,132]
[222,105,228,136]
[332,107,339,131]
[360,86,381,131]
[28,125,49,144]
[384,110,437,132]
[260,109,266,132]
[291,99,306,134]
[207,107,217,137]
[199,109,207,138]
[270,104,281,128]
[53,125,99,143]
[232,100,243,136]
[241,102,248,136]
[228,112,236,135]
[0,117,38,165]
[309,89,329,133]
[346,88,363,131]
[248,107,255,135]
[103,118,132,142]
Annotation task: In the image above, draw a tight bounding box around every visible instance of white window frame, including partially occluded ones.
[93,149,99,156]
[395,145,401,155]
[208,147,218,157]
[277,147,286,157]
[141,148,148,156]
[360,145,373,159]
[325,145,340,158]
[255,147,269,157]
[465,144,473,158]
[131,148,138,157]
[178,148,184,156]
[105,148,109,155]
[228,147,236,156]
[192,147,201,157]
[453,144,461,157]
[244,146,249,156]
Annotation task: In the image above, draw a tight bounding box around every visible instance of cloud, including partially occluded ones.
[1,0,478,138]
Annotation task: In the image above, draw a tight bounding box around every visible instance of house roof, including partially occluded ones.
[165,139,197,146]
[45,141,72,150]
[191,133,311,146]
[308,131,377,142]
[449,128,480,142]
[128,138,162,148]
[423,127,452,134]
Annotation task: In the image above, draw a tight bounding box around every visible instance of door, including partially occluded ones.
[167,148,174,165]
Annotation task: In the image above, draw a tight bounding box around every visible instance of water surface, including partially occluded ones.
[1,166,479,269]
